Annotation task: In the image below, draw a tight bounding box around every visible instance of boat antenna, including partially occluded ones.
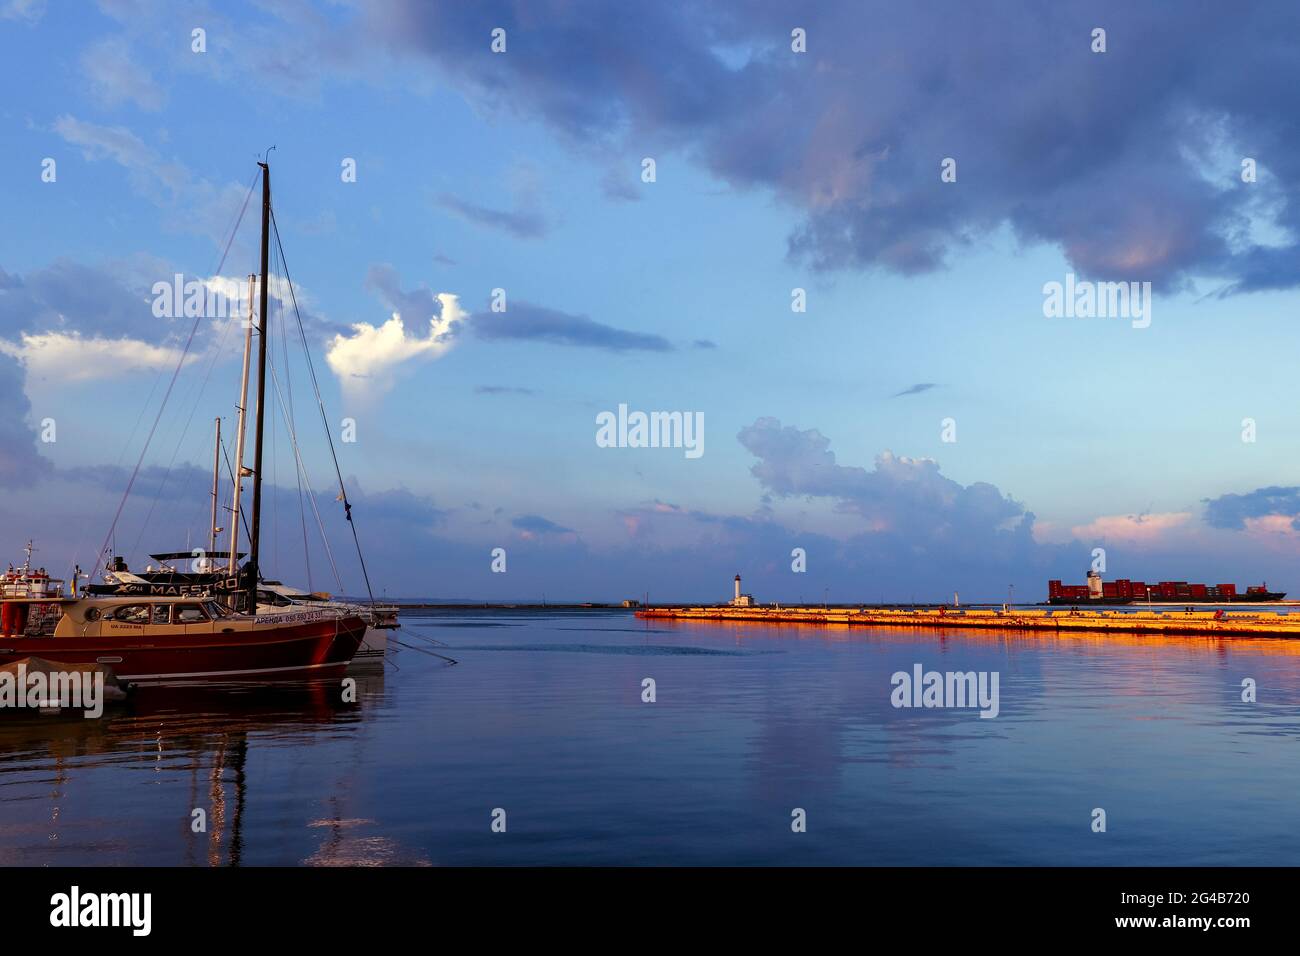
[247,159,272,615]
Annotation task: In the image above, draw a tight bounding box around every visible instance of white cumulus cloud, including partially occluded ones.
[0,331,194,382]
[325,293,464,400]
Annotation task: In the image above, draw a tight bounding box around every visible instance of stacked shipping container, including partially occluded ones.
[1048,579,1248,602]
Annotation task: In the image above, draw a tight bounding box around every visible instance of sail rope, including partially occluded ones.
[62,362,167,582]
[218,432,250,549]
[269,234,314,591]
[266,359,344,593]
[91,169,259,582]
[126,297,244,563]
[269,207,377,606]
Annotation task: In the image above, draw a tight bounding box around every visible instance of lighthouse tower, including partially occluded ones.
[730,573,754,607]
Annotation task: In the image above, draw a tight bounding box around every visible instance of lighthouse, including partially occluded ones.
[730,573,754,607]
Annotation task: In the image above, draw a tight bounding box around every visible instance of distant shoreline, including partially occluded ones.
[379,602,634,610]
[371,600,1300,612]
[378,601,965,611]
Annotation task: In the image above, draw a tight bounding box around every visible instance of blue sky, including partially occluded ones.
[3,0,1300,601]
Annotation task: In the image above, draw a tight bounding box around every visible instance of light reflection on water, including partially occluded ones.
[3,609,1300,866]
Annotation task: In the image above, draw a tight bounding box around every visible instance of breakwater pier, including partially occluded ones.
[636,604,1300,638]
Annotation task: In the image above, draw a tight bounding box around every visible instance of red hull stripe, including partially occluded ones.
[0,618,366,682]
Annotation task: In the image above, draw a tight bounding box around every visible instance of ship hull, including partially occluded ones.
[88,571,397,669]
[0,616,366,682]
[1048,593,1286,606]
[1047,596,1131,605]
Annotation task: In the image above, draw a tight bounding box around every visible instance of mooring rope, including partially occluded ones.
[391,637,458,666]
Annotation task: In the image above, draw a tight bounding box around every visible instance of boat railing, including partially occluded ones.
[0,576,66,599]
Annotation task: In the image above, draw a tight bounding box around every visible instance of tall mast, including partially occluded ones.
[247,161,272,615]
[228,274,255,576]
[208,416,221,567]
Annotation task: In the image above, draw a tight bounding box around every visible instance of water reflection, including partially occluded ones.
[5,614,1300,866]
[303,807,431,867]
[0,675,384,866]
[649,616,1300,657]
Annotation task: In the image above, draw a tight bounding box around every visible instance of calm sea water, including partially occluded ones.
[3,608,1300,866]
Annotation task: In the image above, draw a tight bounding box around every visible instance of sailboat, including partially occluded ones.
[85,250,399,667]
[0,161,370,682]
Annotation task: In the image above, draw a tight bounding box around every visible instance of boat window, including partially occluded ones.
[84,607,101,622]
[151,605,172,625]
[204,600,229,619]
[111,605,150,624]
[174,604,209,624]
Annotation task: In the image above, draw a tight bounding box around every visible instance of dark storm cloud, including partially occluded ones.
[0,257,344,348]
[600,168,641,202]
[349,485,451,530]
[737,416,1028,543]
[363,0,1300,292]
[614,492,1057,604]
[364,263,462,339]
[365,0,744,138]
[0,258,155,339]
[0,352,50,487]
[475,385,535,396]
[1203,486,1300,530]
[472,301,673,352]
[512,514,574,535]
[437,194,548,239]
[62,462,212,502]
[892,383,937,398]
[357,266,668,353]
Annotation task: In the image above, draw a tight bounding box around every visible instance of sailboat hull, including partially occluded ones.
[0,613,367,683]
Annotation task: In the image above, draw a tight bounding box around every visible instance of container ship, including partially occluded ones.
[1047,571,1285,604]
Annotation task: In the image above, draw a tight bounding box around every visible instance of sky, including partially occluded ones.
[2,0,1300,602]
